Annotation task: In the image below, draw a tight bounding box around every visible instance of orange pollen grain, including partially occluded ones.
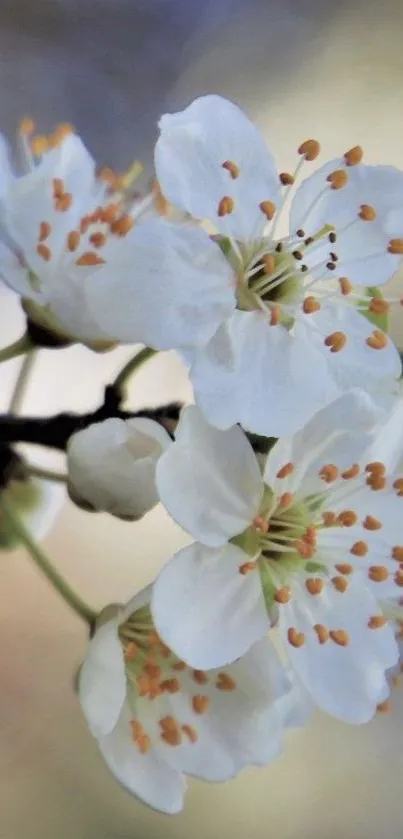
[303,295,321,314]
[298,139,321,161]
[124,641,138,662]
[100,203,120,224]
[368,565,389,582]
[67,231,80,252]
[239,560,257,575]
[358,204,376,221]
[305,577,324,596]
[39,221,51,242]
[110,214,134,236]
[160,723,182,747]
[322,511,336,526]
[365,461,386,475]
[314,624,329,644]
[344,145,363,166]
[274,586,292,604]
[278,491,295,509]
[369,297,389,314]
[279,171,295,185]
[52,178,65,199]
[181,724,198,744]
[192,669,209,685]
[160,678,180,694]
[387,238,403,255]
[276,462,294,479]
[19,117,35,136]
[262,253,276,275]
[97,166,119,189]
[31,135,49,156]
[329,629,349,646]
[217,196,234,217]
[76,251,106,267]
[143,663,161,679]
[130,719,145,741]
[350,540,368,557]
[395,570,403,587]
[319,464,339,483]
[332,575,349,593]
[172,661,186,671]
[363,515,382,530]
[335,563,354,575]
[326,170,348,190]
[192,695,210,714]
[216,672,237,691]
[366,473,387,491]
[294,539,314,559]
[366,329,388,351]
[270,305,281,326]
[79,216,91,234]
[341,463,360,480]
[36,243,51,262]
[337,510,358,527]
[137,734,151,754]
[324,331,347,352]
[368,615,387,629]
[392,546,403,562]
[377,700,391,713]
[304,526,317,545]
[287,627,305,647]
[222,160,240,179]
[393,478,403,497]
[89,231,107,248]
[259,200,276,220]
[339,277,352,296]
[55,193,73,212]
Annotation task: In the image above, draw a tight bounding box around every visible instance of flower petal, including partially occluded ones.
[84,219,235,349]
[98,702,186,814]
[152,542,268,669]
[79,619,126,738]
[290,160,403,287]
[190,309,339,437]
[156,405,262,546]
[279,575,398,723]
[155,95,280,241]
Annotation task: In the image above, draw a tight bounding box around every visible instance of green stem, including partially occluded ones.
[1,495,96,626]
[26,464,67,484]
[9,348,37,414]
[0,333,33,364]
[114,347,157,397]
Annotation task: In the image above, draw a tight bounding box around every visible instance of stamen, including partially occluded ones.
[280,172,295,185]
[160,678,180,694]
[222,160,240,179]
[341,463,360,479]
[259,200,276,220]
[319,464,339,483]
[326,170,349,190]
[335,563,353,575]
[387,239,403,255]
[344,146,363,166]
[314,624,329,644]
[89,232,107,248]
[270,305,281,326]
[216,673,237,691]
[366,473,387,491]
[324,331,347,352]
[172,661,186,671]
[192,670,209,685]
[287,627,305,647]
[332,575,348,593]
[36,243,51,262]
[365,461,386,475]
[217,196,234,217]
[329,629,349,646]
[368,565,389,582]
[363,515,382,530]
[278,492,295,509]
[274,586,292,603]
[55,193,73,212]
[368,615,387,629]
[368,297,389,314]
[159,716,182,747]
[39,221,51,242]
[67,231,80,252]
[192,695,210,714]
[322,511,336,526]
[52,178,65,199]
[110,215,134,236]
[298,139,321,161]
[336,510,357,527]
[351,541,368,557]
[262,254,276,274]
[31,135,49,156]
[377,700,391,713]
[339,277,352,296]
[366,329,388,351]
[359,204,376,221]
[303,295,321,314]
[393,478,403,497]
[19,117,35,136]
[239,560,257,575]
[392,546,403,562]
[305,578,324,595]
[76,252,106,267]
[276,462,294,479]
[395,570,403,587]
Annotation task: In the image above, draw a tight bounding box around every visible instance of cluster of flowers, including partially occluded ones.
[2,95,403,814]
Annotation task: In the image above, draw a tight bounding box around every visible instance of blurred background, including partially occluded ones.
[1,0,403,836]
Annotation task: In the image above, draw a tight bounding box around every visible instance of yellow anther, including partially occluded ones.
[276,462,294,479]
[76,251,106,267]
[287,627,305,647]
[344,146,363,166]
[39,221,51,242]
[239,560,257,575]
[341,463,360,480]
[351,541,368,557]
[181,724,198,743]
[279,172,295,185]
[387,238,403,255]
[393,478,403,497]
[322,511,336,526]
[392,546,403,562]
[110,214,134,236]
[319,464,339,483]
[67,231,80,252]
[55,193,73,212]
[192,670,209,685]
[324,331,347,352]
[368,565,389,582]
[314,624,329,644]
[305,578,324,596]
[329,629,349,646]
[298,139,321,161]
[359,204,376,221]
[303,296,321,314]
[339,277,352,296]
[336,510,358,527]
[36,243,51,262]
[332,575,349,593]
[217,195,234,217]
[216,672,237,691]
[369,297,389,314]
[326,170,349,190]
[192,695,210,714]
[363,515,382,530]
[89,232,107,248]
[335,563,353,575]
[278,491,295,509]
[19,117,35,136]
[274,586,292,604]
[368,615,387,629]
[259,200,276,220]
[31,135,49,156]
[222,160,240,179]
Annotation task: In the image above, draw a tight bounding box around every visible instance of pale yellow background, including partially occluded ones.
[1,1,403,837]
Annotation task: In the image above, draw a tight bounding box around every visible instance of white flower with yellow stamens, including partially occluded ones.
[0,119,234,351]
[152,393,403,724]
[154,94,403,436]
[79,586,309,815]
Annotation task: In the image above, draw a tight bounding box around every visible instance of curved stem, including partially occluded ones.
[0,333,32,364]
[1,495,96,626]
[26,464,67,483]
[113,347,157,397]
[9,348,37,414]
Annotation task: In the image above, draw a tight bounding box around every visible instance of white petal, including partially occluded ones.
[98,702,186,814]
[290,160,403,287]
[152,542,268,669]
[0,242,35,297]
[84,219,235,349]
[279,576,398,723]
[156,405,262,546]
[79,620,126,738]
[363,397,403,473]
[23,477,65,542]
[190,309,339,437]
[155,95,280,241]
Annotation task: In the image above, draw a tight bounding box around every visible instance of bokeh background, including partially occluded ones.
[1,1,403,836]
